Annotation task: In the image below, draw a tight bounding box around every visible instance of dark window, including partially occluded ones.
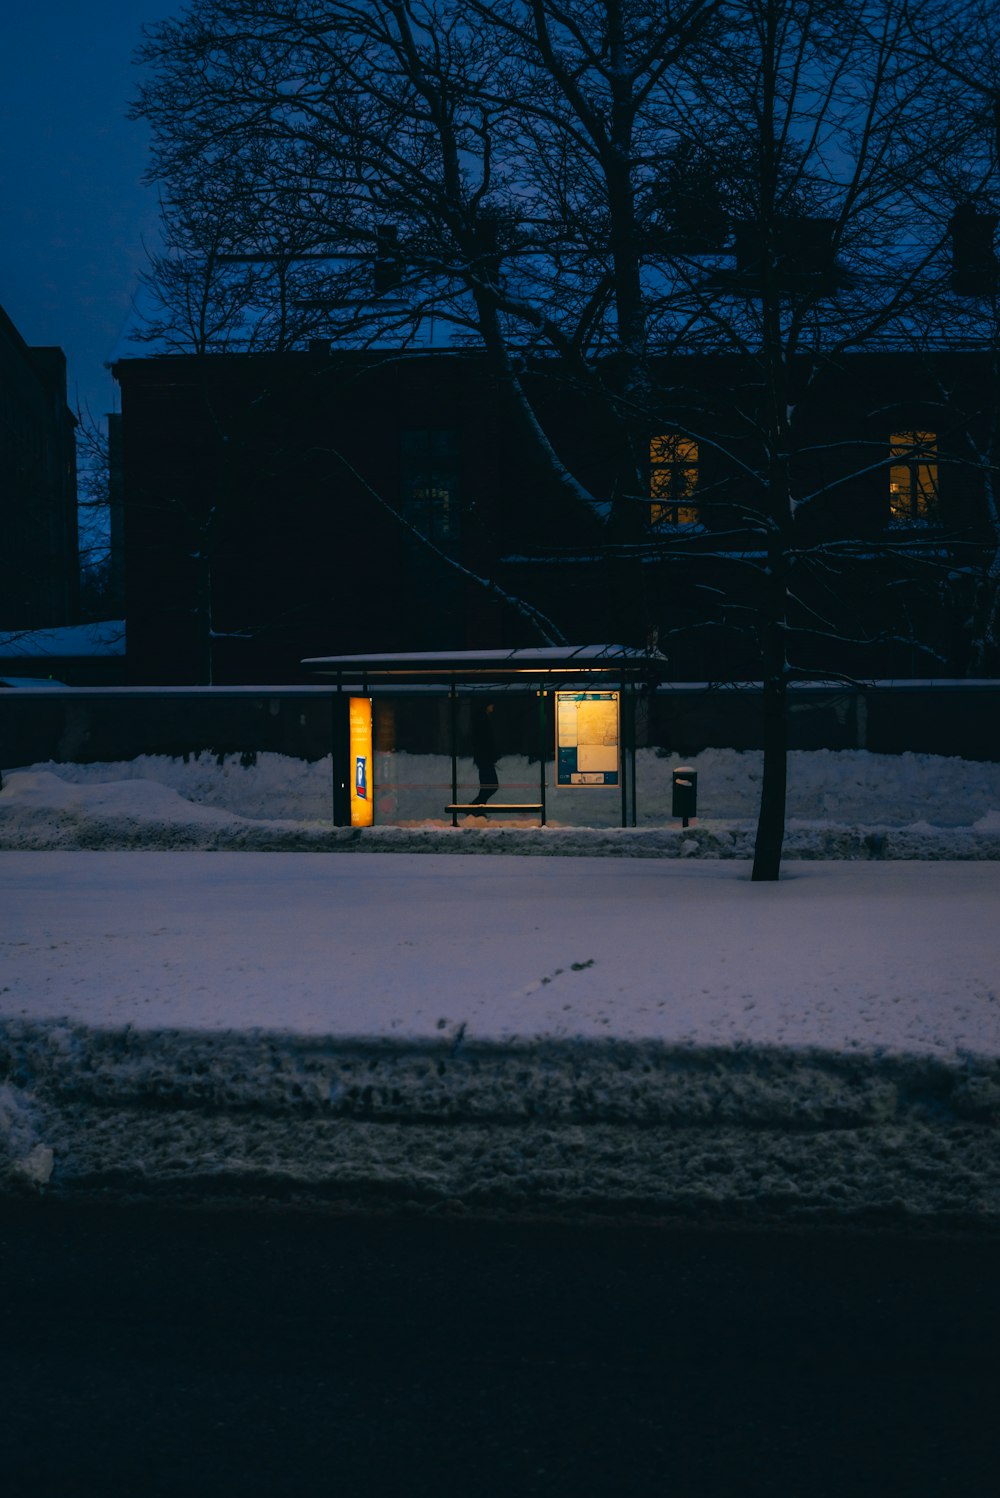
[400,429,460,545]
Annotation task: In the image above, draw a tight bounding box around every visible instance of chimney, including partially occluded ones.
[734,218,836,279]
[374,225,403,294]
[950,203,998,296]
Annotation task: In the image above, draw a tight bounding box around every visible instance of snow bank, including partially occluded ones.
[4,1021,999,1227]
[13,745,1000,824]
[3,748,1000,857]
[0,770,318,851]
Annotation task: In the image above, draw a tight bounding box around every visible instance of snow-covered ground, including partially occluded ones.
[2,746,1000,857]
[2,747,997,1225]
[2,837,998,1228]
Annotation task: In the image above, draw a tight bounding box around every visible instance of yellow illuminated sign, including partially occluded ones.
[349,696,374,827]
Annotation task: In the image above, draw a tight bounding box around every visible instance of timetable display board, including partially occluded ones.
[555,690,620,786]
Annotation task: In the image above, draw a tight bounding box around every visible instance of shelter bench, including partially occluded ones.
[446,802,545,821]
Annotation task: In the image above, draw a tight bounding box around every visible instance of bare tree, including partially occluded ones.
[74,406,121,620]
[627,0,988,876]
[132,0,993,876]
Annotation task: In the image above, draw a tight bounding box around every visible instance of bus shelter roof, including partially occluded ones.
[301,645,666,687]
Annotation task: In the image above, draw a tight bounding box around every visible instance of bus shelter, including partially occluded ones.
[302,646,666,828]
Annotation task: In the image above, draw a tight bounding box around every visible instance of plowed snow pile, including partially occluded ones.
[2,747,1000,857]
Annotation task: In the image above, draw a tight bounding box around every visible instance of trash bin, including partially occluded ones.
[672,766,697,826]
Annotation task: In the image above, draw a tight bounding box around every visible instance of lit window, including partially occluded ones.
[889,432,939,522]
[400,429,460,545]
[650,435,699,525]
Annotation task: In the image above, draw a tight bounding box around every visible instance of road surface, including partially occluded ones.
[1,1201,997,1497]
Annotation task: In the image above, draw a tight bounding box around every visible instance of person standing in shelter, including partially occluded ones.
[470,701,499,805]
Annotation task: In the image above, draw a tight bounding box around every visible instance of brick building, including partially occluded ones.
[112,325,997,686]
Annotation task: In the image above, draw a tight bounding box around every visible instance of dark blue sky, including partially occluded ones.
[0,1,178,421]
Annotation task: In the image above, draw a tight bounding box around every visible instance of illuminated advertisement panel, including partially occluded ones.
[555,690,620,786]
[349,696,374,827]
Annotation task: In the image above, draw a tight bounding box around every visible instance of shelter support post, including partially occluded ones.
[331,680,350,827]
[629,683,638,827]
[538,689,547,826]
[620,680,628,829]
[449,683,458,828]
